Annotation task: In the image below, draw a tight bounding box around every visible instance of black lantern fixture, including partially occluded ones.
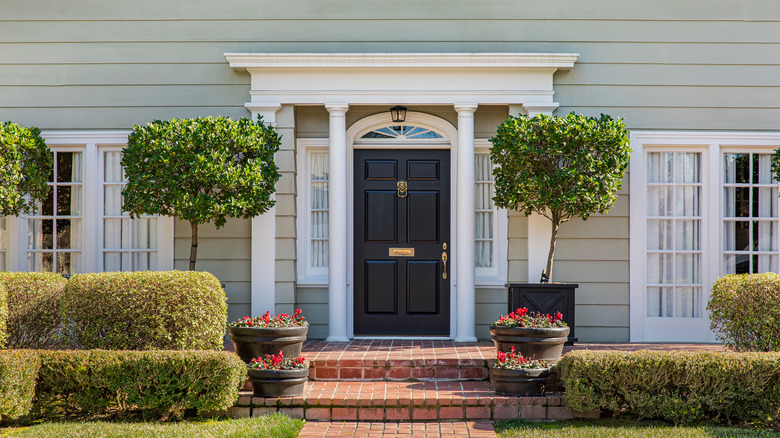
[390,106,407,123]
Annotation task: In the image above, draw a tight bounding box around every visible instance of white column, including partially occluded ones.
[248,103,281,317]
[510,104,557,284]
[325,103,350,342]
[454,103,478,342]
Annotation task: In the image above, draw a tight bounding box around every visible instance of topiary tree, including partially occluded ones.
[490,113,630,282]
[0,122,53,216]
[121,116,281,270]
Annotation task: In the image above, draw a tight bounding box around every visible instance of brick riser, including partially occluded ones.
[309,359,489,381]
[230,390,596,421]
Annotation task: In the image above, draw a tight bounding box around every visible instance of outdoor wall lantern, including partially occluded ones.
[390,106,407,123]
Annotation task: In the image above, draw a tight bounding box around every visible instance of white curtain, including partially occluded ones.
[103,151,157,272]
[0,217,5,271]
[69,152,83,273]
[646,152,702,318]
[475,153,494,268]
[310,153,329,268]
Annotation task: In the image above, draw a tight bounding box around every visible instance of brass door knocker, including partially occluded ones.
[397,180,408,198]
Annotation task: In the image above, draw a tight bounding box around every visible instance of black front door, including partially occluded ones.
[354,149,451,335]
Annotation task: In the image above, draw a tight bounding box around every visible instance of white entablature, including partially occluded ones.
[224,52,579,110]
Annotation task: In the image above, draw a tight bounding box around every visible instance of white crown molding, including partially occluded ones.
[40,130,131,144]
[224,52,579,70]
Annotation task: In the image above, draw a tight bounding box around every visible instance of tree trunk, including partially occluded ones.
[189,221,199,271]
[544,217,561,283]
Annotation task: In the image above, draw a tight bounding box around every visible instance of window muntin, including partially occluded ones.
[27,150,83,275]
[723,153,778,274]
[475,153,494,268]
[310,152,329,268]
[101,150,159,271]
[645,152,702,318]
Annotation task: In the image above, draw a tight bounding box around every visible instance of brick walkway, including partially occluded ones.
[298,421,496,438]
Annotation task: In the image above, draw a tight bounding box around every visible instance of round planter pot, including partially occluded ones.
[490,366,550,396]
[489,326,570,363]
[248,367,309,398]
[228,325,308,364]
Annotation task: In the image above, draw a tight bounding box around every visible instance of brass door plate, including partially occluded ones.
[389,248,415,257]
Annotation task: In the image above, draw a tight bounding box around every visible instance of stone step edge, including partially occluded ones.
[308,359,488,367]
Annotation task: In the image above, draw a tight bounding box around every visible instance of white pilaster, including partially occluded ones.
[454,103,479,342]
[325,103,350,342]
[249,103,281,317]
[510,104,557,283]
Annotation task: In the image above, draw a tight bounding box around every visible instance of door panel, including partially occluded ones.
[354,149,450,336]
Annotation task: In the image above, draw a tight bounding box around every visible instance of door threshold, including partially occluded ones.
[351,336,452,341]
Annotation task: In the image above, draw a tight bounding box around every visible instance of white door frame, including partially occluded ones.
[346,112,459,338]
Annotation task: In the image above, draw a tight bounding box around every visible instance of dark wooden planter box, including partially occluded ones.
[490,366,551,396]
[228,326,308,364]
[489,326,570,363]
[507,283,578,344]
[247,368,309,398]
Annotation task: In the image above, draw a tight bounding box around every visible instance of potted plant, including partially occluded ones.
[490,347,552,396]
[490,113,631,343]
[247,351,309,397]
[228,309,308,364]
[489,307,569,362]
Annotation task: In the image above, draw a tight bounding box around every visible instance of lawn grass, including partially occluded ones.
[494,418,779,438]
[0,413,303,438]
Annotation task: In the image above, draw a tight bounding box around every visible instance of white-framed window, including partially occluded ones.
[630,132,780,342]
[99,148,161,271]
[475,141,507,285]
[3,132,173,275]
[297,138,330,284]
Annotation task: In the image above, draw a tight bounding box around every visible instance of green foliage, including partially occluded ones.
[0,122,53,216]
[490,113,630,280]
[0,282,6,349]
[0,350,40,421]
[0,272,67,349]
[60,271,227,351]
[32,350,247,419]
[708,273,780,352]
[121,116,281,269]
[557,350,780,425]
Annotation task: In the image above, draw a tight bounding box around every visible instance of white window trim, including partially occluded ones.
[475,139,508,287]
[296,138,330,286]
[629,130,780,343]
[7,131,173,274]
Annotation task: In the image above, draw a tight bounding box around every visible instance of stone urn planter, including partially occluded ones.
[248,367,309,398]
[489,325,570,363]
[490,366,551,396]
[228,325,308,364]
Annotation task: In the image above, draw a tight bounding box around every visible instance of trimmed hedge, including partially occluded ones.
[32,350,246,419]
[557,350,780,424]
[0,350,40,421]
[0,272,67,349]
[708,273,780,352]
[0,281,6,349]
[61,271,227,350]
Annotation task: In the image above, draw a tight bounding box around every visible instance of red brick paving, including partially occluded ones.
[298,421,496,438]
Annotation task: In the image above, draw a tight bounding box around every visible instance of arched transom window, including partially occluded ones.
[361,125,443,140]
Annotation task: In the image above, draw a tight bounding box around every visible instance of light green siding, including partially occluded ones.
[4,0,778,341]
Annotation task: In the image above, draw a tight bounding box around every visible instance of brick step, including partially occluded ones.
[309,358,489,381]
[228,381,597,421]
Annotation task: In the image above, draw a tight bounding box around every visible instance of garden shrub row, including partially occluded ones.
[0,271,226,351]
[0,349,246,421]
[557,350,780,425]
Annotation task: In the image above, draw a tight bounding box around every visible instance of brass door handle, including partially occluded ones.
[442,251,448,279]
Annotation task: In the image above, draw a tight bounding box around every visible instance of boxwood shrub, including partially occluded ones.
[61,271,227,350]
[708,273,780,351]
[0,272,67,349]
[557,350,780,424]
[0,350,40,421]
[33,350,246,419]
